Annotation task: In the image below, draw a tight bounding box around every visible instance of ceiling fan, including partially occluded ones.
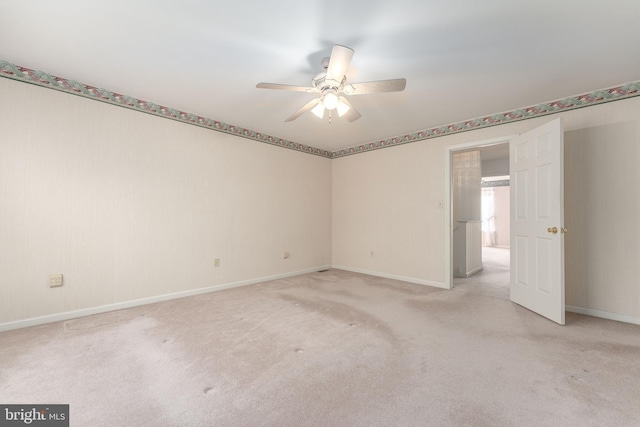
[256,45,406,123]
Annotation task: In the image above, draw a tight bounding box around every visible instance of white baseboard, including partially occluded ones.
[463,266,483,278]
[10,267,633,332]
[566,305,640,326]
[332,265,447,289]
[0,265,331,333]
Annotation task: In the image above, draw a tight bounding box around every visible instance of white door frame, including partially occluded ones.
[444,135,516,289]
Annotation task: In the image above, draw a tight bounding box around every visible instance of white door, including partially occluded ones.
[510,118,565,324]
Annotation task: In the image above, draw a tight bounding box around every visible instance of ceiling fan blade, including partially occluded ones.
[256,82,317,93]
[345,78,406,95]
[325,45,354,83]
[285,98,322,122]
[337,97,361,123]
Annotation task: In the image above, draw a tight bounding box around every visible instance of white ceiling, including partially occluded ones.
[2,1,639,153]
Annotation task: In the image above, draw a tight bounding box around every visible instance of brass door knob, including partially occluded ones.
[561,227,568,234]
[547,227,558,234]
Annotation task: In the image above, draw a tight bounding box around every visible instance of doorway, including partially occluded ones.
[444,118,566,324]
[443,135,516,289]
[448,142,511,298]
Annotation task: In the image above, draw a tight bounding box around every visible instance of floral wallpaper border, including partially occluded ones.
[332,81,640,158]
[2,60,638,159]
[0,60,332,158]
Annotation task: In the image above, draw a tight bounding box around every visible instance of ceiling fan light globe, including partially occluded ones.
[311,103,325,118]
[337,101,350,117]
[323,92,339,110]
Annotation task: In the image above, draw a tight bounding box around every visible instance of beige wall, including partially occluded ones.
[333,96,640,320]
[0,78,332,325]
[565,120,640,318]
[331,140,445,285]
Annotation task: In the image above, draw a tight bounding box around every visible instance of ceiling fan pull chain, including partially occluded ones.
[329,110,332,124]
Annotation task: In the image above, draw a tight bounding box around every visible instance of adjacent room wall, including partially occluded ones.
[493,186,510,248]
[452,150,482,223]
[481,157,509,177]
[332,96,640,321]
[0,78,332,327]
[452,150,482,277]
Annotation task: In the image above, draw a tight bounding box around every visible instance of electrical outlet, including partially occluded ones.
[214,258,220,267]
[284,251,290,259]
[49,274,63,288]
[370,251,374,257]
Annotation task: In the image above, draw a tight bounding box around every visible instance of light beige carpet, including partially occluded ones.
[1,268,639,426]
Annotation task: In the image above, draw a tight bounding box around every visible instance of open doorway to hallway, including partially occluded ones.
[447,119,565,323]
[451,142,510,298]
